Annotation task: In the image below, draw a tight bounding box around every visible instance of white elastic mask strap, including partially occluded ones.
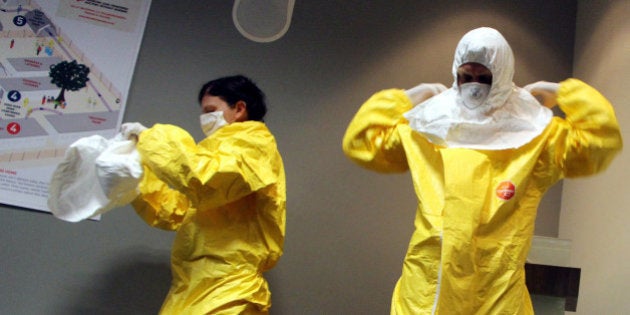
[200,111,228,136]
[459,83,490,109]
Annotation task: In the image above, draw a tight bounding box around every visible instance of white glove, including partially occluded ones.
[523,81,559,108]
[405,83,448,106]
[120,122,147,140]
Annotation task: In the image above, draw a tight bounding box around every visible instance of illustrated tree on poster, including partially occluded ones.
[49,60,90,109]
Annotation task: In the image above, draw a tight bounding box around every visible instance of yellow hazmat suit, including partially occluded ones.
[342,28,622,314]
[132,121,286,314]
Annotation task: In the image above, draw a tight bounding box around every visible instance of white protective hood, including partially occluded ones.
[404,27,552,150]
[48,133,142,222]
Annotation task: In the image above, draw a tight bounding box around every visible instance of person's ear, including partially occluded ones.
[234,100,249,122]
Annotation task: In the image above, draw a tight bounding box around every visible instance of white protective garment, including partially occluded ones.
[48,133,142,222]
[404,27,552,150]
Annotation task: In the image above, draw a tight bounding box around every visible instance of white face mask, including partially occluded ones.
[200,111,228,136]
[459,82,490,109]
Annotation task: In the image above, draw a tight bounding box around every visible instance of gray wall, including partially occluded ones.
[1,1,577,314]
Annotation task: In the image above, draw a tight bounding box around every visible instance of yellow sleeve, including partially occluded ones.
[131,165,189,231]
[342,89,410,173]
[554,78,623,177]
[136,122,281,210]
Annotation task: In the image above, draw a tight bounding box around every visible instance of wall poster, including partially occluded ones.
[0,0,151,213]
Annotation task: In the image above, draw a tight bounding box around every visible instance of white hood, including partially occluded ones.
[404,27,552,150]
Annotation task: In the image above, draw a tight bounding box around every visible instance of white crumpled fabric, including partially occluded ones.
[48,133,143,222]
[404,27,552,150]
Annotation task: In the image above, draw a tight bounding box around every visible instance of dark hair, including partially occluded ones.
[198,75,267,122]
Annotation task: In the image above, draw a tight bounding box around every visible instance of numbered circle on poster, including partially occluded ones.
[13,15,26,27]
[7,90,21,102]
[7,122,21,135]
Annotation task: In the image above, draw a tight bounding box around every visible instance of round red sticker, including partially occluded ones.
[496,180,515,200]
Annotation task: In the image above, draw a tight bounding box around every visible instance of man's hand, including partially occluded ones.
[405,83,448,106]
[120,122,148,141]
[523,81,559,108]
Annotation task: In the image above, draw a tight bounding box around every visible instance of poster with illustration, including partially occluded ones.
[0,0,151,212]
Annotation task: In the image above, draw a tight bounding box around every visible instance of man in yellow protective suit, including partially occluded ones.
[342,27,622,314]
[121,75,286,314]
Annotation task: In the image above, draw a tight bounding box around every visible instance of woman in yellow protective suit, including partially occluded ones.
[122,75,286,314]
[342,27,622,314]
